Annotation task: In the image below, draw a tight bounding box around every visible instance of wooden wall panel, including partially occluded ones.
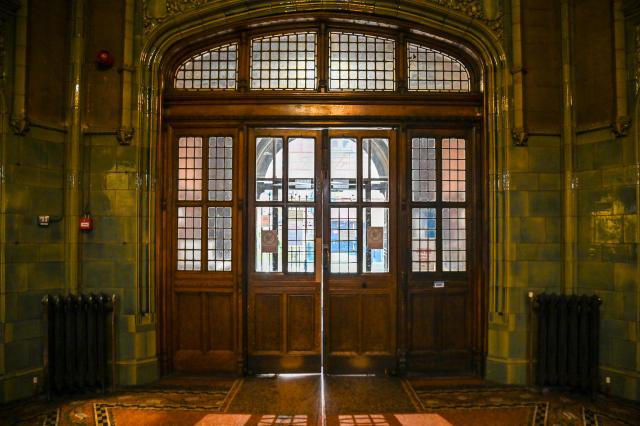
[176,293,202,351]
[28,0,69,124]
[207,293,234,351]
[522,0,562,133]
[253,294,282,352]
[329,295,359,353]
[361,294,391,353]
[287,294,316,352]
[574,0,614,128]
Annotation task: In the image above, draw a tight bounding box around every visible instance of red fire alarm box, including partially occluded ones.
[80,215,94,231]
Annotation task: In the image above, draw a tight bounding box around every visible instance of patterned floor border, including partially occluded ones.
[582,406,640,426]
[42,408,60,426]
[93,379,243,426]
[402,381,549,426]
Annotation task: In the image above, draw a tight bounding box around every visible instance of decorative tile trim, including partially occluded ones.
[143,0,503,39]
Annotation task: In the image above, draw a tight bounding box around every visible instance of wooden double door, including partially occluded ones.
[163,123,482,376]
[248,127,397,374]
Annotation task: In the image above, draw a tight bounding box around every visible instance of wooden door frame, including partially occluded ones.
[157,100,486,376]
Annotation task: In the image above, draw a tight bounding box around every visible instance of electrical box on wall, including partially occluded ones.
[79,215,94,231]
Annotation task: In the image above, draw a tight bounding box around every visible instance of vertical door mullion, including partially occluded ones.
[283,136,289,274]
[436,137,442,274]
[356,136,363,274]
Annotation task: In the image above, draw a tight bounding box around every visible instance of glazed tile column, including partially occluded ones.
[561,0,576,295]
[64,0,85,294]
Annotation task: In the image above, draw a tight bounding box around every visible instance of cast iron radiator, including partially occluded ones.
[42,294,117,397]
[531,293,601,396]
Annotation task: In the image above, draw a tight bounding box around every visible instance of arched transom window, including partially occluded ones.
[171,22,476,94]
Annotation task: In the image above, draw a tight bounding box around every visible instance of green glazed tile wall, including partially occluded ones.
[1,126,67,401]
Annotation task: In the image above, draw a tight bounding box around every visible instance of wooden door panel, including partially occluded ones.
[287,294,317,353]
[441,290,467,351]
[176,293,203,351]
[328,294,359,353]
[174,290,238,372]
[361,294,392,353]
[409,292,437,351]
[248,286,321,372]
[252,293,282,353]
[207,293,234,351]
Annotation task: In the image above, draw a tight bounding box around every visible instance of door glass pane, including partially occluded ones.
[362,138,389,202]
[411,208,436,272]
[208,136,233,201]
[256,137,283,201]
[288,207,315,272]
[442,138,466,202]
[178,137,202,201]
[442,208,466,271]
[288,137,315,202]
[177,206,202,271]
[330,207,357,273]
[363,207,388,272]
[411,137,436,202]
[330,138,357,202]
[256,207,282,272]
[207,207,232,271]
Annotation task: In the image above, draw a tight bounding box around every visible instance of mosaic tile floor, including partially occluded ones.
[2,376,639,426]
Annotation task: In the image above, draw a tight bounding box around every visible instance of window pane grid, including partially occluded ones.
[411,208,436,272]
[178,137,203,201]
[362,138,389,202]
[250,32,317,90]
[288,207,315,273]
[407,43,471,92]
[363,207,389,273]
[411,137,436,202]
[175,43,238,90]
[207,207,232,271]
[329,32,396,91]
[177,207,202,271]
[256,207,283,272]
[208,136,233,201]
[442,138,466,202]
[256,137,284,201]
[442,208,466,272]
[330,207,358,273]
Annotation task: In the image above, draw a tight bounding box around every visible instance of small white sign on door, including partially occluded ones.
[261,230,278,253]
[367,226,384,249]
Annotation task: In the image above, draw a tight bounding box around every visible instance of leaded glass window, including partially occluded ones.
[175,43,238,90]
[329,32,395,91]
[250,32,317,90]
[410,136,467,273]
[407,43,471,92]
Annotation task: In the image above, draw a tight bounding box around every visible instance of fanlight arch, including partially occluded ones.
[168,24,478,94]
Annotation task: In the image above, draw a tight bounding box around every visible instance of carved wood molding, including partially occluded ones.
[143,0,503,39]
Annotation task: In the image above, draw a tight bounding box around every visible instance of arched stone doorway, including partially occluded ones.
[137,1,508,378]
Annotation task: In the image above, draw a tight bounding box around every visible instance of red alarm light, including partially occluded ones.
[96,50,114,69]
[80,214,94,231]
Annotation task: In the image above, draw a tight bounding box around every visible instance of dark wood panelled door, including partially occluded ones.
[323,129,397,374]
[167,127,242,373]
[402,127,481,374]
[247,127,398,374]
[247,129,323,373]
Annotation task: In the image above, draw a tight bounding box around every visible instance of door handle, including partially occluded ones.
[362,282,368,289]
